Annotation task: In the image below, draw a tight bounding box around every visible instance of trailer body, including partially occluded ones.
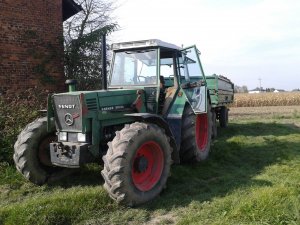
[206,74,234,108]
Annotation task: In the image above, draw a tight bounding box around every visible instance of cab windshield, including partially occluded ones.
[109,49,158,87]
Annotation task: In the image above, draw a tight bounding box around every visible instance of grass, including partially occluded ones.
[1,107,300,225]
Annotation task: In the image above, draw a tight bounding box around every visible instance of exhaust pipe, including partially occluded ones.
[102,32,107,90]
[65,79,77,92]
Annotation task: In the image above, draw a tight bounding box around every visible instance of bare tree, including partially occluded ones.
[234,85,249,93]
[64,0,118,90]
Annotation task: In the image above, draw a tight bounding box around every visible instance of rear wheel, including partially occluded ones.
[180,102,212,163]
[219,106,229,128]
[101,122,172,206]
[13,117,72,185]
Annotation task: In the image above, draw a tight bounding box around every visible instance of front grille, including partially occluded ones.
[53,95,82,131]
[86,98,98,111]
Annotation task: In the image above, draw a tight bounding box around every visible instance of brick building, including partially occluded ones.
[0,0,81,94]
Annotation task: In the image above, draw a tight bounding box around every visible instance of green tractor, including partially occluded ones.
[14,38,214,206]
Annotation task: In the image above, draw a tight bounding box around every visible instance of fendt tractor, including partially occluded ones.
[14,38,234,206]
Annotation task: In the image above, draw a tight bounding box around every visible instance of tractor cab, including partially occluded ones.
[109,39,208,116]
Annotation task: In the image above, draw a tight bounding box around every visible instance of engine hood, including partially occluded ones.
[51,88,144,132]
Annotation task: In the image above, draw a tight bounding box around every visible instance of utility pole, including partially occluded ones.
[258,77,262,91]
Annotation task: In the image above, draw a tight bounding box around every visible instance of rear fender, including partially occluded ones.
[125,113,180,164]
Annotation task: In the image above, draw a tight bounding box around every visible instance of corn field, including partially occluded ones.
[232,92,300,107]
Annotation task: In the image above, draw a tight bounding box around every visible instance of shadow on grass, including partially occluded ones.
[46,122,300,209]
[141,121,300,210]
[47,163,104,188]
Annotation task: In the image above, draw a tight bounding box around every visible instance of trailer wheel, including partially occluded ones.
[13,117,72,185]
[101,122,172,206]
[180,102,212,163]
[219,106,229,128]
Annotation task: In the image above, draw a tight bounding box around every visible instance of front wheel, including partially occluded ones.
[13,117,72,185]
[101,122,172,206]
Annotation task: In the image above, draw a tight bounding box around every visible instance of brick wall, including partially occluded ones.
[0,0,65,94]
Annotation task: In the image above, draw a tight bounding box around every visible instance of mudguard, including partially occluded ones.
[125,113,180,164]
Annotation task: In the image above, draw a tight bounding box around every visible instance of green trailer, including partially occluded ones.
[206,74,234,137]
[206,74,234,107]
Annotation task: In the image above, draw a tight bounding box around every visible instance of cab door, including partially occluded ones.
[178,46,207,113]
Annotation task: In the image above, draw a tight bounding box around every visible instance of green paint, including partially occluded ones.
[68,84,76,92]
[47,39,234,162]
[190,74,234,108]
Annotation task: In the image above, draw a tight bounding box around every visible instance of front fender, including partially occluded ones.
[125,113,180,164]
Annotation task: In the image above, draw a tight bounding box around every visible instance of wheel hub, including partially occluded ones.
[134,155,148,173]
[131,141,164,191]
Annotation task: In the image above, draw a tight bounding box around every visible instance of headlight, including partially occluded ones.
[59,132,67,141]
[77,133,86,142]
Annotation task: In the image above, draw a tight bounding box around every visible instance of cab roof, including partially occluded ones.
[111,39,182,51]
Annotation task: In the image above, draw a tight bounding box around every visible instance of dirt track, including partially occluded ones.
[229,105,300,128]
[230,105,300,117]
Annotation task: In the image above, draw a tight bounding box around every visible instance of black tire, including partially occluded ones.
[13,117,72,185]
[219,106,229,128]
[101,122,172,206]
[180,102,212,163]
[212,109,217,139]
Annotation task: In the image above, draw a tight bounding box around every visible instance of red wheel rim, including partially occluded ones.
[132,141,164,192]
[195,114,208,151]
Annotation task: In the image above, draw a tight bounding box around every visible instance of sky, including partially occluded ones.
[110,0,300,91]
